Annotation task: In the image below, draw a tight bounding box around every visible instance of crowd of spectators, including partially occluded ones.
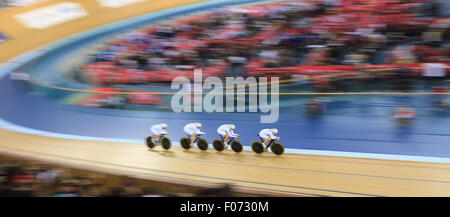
[0,162,237,197]
[81,0,449,86]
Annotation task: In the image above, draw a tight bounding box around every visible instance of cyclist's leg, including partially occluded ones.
[266,139,275,149]
[224,133,230,146]
[263,137,271,146]
[193,135,200,144]
[227,136,234,145]
[158,134,167,143]
[190,133,196,146]
[152,134,161,144]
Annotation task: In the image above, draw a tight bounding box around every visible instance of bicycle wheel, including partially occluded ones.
[180,138,191,150]
[231,141,243,153]
[251,141,264,154]
[213,139,225,152]
[161,137,172,150]
[271,142,284,155]
[146,136,155,149]
[197,138,208,151]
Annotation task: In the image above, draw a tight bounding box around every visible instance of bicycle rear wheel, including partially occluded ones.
[180,138,191,150]
[251,141,264,154]
[146,136,155,149]
[213,139,225,152]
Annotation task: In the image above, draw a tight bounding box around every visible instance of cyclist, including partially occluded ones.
[258,128,280,151]
[150,123,169,143]
[217,124,240,146]
[393,105,416,120]
[183,122,205,147]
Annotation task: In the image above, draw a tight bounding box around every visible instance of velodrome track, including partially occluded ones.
[1,0,450,196]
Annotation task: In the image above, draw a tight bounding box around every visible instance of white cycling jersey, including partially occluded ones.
[217,124,238,137]
[183,123,204,136]
[259,129,277,140]
[150,124,168,136]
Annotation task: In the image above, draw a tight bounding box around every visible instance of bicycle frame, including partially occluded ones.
[218,133,235,145]
[258,135,275,148]
[152,134,167,144]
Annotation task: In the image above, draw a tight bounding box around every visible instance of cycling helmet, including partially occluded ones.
[160,123,168,129]
[195,122,202,128]
[229,124,235,130]
[271,128,278,134]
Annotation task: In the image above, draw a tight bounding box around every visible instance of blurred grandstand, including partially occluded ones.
[57,0,450,111]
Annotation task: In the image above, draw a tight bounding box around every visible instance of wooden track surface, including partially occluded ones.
[1,0,450,197]
[2,129,450,197]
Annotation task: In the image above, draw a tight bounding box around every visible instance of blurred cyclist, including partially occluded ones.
[431,86,449,111]
[393,105,416,119]
[217,124,240,146]
[150,123,169,143]
[393,105,416,125]
[259,128,280,151]
[306,98,326,117]
[183,122,205,147]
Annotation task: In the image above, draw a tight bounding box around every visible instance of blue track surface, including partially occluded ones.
[0,0,449,160]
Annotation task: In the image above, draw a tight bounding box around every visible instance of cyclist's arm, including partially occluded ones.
[160,128,168,135]
[269,133,277,140]
[195,128,204,135]
[227,129,238,137]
